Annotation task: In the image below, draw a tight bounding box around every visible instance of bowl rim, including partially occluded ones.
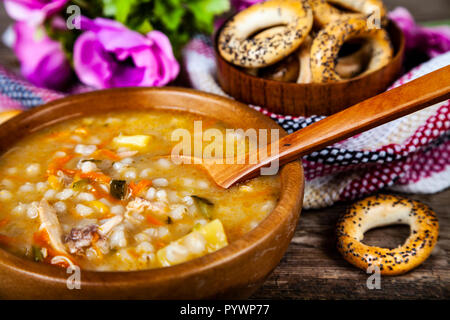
[0,87,304,288]
[214,19,405,87]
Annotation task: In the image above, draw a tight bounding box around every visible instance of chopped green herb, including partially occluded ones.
[110,180,127,200]
[32,246,44,262]
[192,195,214,219]
[72,179,89,191]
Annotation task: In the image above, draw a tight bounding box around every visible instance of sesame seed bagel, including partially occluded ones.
[336,194,439,276]
[335,41,372,78]
[218,0,313,68]
[296,35,313,83]
[310,16,393,83]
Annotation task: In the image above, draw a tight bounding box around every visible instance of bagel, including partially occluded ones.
[247,34,370,82]
[327,0,387,27]
[258,54,300,82]
[336,194,439,276]
[335,41,372,78]
[310,16,393,82]
[296,35,313,83]
[309,0,362,27]
[218,0,313,68]
[250,26,300,82]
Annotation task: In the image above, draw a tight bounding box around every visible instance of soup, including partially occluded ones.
[0,111,280,271]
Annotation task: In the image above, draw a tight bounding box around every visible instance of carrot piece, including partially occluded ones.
[32,230,74,266]
[146,214,164,226]
[155,241,166,249]
[128,248,141,259]
[97,138,113,149]
[60,168,78,176]
[79,171,111,184]
[129,179,152,197]
[90,182,121,204]
[47,154,75,175]
[33,229,51,248]
[33,230,61,260]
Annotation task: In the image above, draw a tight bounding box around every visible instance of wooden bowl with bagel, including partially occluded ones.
[215,0,405,116]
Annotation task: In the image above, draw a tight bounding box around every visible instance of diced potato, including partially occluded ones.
[112,135,151,149]
[157,219,228,267]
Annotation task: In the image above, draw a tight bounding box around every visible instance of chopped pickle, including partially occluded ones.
[156,219,228,267]
[192,195,214,219]
[112,135,151,149]
[81,159,102,163]
[72,179,89,191]
[110,180,127,200]
[32,246,43,262]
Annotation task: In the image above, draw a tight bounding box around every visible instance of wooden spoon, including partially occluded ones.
[180,65,450,188]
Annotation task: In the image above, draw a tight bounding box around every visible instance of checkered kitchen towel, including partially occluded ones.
[1,14,449,209]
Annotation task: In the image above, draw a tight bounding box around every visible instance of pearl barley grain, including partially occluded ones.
[76,204,94,216]
[54,201,67,213]
[19,183,35,193]
[26,163,41,177]
[152,178,169,187]
[26,204,39,219]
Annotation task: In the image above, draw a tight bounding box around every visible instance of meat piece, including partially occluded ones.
[56,170,73,187]
[96,159,113,174]
[38,200,67,254]
[65,216,124,255]
[125,197,167,224]
[65,224,98,255]
[98,215,123,236]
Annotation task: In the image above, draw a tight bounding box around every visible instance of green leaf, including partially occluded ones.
[153,0,185,31]
[96,0,230,57]
[102,0,142,23]
[186,0,230,33]
[132,19,154,34]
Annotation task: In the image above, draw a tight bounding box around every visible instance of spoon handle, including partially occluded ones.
[264,65,450,169]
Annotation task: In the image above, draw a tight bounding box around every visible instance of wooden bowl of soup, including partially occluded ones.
[215,20,405,116]
[0,88,303,299]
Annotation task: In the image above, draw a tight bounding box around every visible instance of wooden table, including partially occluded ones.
[0,2,449,300]
[252,192,449,299]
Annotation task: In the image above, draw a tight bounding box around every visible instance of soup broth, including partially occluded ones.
[0,111,280,271]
